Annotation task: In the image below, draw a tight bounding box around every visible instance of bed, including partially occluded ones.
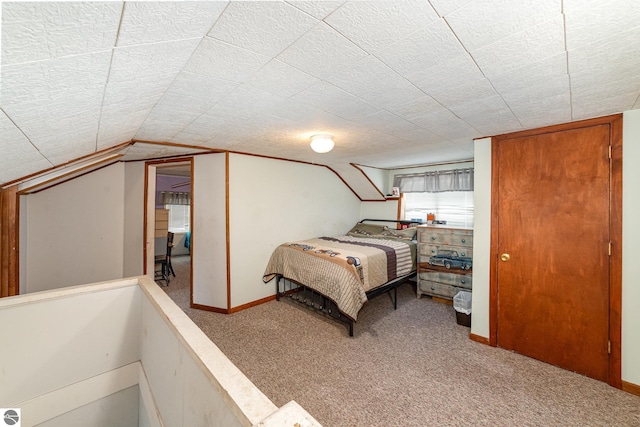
[262,219,419,336]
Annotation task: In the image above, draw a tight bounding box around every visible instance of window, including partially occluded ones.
[394,167,474,228]
[403,191,474,228]
[166,204,190,232]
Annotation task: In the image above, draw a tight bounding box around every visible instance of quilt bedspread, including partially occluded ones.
[263,235,415,320]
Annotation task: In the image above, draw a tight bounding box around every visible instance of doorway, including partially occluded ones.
[490,115,622,386]
[145,159,193,297]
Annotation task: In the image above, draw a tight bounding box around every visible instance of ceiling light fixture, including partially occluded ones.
[310,134,334,153]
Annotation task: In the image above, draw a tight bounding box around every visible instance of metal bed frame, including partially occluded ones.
[274,219,421,336]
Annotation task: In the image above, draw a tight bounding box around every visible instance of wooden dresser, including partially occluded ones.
[416,226,473,301]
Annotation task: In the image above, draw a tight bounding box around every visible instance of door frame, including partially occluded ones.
[489,114,623,388]
[143,157,194,284]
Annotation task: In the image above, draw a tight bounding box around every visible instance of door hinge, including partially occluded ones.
[608,340,611,354]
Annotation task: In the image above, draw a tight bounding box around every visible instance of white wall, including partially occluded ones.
[471,137,492,339]
[0,279,141,423]
[358,165,390,195]
[622,109,640,386]
[140,281,273,426]
[192,153,228,309]
[472,113,640,387]
[124,161,145,277]
[24,163,125,293]
[360,199,400,225]
[228,154,361,308]
[18,151,360,309]
[1,275,319,426]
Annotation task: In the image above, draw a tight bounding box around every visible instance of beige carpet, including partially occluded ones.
[163,255,640,426]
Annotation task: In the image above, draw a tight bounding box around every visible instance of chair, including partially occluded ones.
[155,232,175,285]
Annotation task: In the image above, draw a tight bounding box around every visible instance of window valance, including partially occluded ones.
[158,191,190,205]
[393,168,474,193]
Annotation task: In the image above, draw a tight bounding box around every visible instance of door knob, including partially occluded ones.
[500,253,510,262]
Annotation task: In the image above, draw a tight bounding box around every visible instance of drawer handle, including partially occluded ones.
[461,252,466,256]
[461,239,466,243]
[431,286,435,291]
[431,249,435,253]
[431,236,436,241]
[460,279,465,284]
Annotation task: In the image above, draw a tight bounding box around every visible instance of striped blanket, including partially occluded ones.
[263,235,416,320]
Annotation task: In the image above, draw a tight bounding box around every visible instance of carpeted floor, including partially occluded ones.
[162,255,640,426]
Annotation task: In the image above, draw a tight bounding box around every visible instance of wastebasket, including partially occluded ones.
[453,291,472,327]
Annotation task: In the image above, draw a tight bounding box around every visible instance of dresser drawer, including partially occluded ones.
[418,244,473,263]
[417,281,459,299]
[419,271,472,289]
[418,228,473,246]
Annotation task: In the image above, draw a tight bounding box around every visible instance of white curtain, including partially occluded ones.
[157,191,190,205]
[393,168,474,193]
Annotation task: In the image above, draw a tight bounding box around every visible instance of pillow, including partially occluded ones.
[346,223,386,237]
[378,226,417,241]
[346,223,417,241]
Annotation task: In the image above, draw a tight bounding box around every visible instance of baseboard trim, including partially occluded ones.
[191,303,228,314]
[469,333,490,345]
[622,380,640,397]
[191,295,279,314]
[229,295,276,313]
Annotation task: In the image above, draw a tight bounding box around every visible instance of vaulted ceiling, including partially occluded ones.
[2,1,639,195]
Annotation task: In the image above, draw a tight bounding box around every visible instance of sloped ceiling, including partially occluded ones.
[1,1,639,198]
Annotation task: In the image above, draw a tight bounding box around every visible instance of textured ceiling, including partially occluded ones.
[1,1,639,196]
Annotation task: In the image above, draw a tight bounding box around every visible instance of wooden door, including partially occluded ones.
[495,123,611,381]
